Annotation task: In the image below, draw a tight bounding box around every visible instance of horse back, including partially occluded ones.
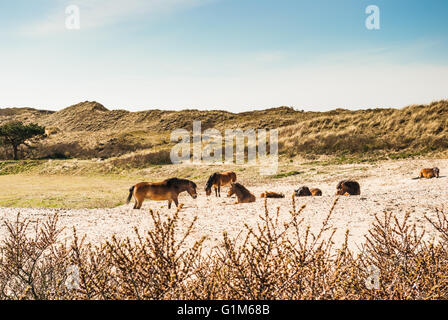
[219,171,236,186]
[134,181,177,200]
[234,183,255,203]
[420,168,437,178]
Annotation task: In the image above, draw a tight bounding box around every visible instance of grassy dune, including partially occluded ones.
[280,101,448,156]
[1,100,448,161]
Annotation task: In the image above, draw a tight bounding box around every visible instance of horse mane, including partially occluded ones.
[165,177,196,188]
[205,173,218,190]
[233,183,250,195]
[336,181,344,189]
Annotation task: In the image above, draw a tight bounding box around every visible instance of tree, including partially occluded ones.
[0,121,46,160]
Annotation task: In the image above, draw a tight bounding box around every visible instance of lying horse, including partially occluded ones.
[418,167,440,179]
[205,171,237,197]
[227,183,256,203]
[260,191,285,198]
[336,180,360,196]
[127,178,197,209]
[295,186,322,197]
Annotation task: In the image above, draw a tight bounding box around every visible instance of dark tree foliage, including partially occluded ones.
[0,121,46,160]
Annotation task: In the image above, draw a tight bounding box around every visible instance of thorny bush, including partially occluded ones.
[0,197,447,300]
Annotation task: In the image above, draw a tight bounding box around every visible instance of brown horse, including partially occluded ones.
[260,191,285,198]
[127,178,197,209]
[295,186,322,197]
[418,167,440,179]
[336,180,360,196]
[227,183,256,203]
[205,171,237,197]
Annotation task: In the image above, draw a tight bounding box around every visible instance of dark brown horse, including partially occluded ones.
[205,171,237,197]
[227,183,256,203]
[295,186,322,197]
[336,180,360,196]
[127,178,197,209]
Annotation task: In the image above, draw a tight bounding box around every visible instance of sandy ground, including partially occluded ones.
[1,159,447,253]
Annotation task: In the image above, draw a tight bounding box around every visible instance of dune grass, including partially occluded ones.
[2,100,448,161]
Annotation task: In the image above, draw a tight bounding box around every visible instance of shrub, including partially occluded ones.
[1,198,447,300]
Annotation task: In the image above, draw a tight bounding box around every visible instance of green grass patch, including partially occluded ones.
[271,170,302,179]
[0,160,43,175]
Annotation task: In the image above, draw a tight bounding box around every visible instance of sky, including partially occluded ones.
[0,0,447,112]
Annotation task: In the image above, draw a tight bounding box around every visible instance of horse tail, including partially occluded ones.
[126,186,135,204]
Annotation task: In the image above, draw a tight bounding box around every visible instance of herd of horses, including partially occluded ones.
[126,167,441,210]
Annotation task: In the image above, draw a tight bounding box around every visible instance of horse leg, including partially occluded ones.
[173,197,179,208]
[214,187,218,197]
[218,184,221,197]
[136,199,143,209]
[134,196,143,209]
[168,200,172,209]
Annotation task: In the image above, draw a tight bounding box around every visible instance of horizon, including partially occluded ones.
[3,98,448,114]
[1,0,448,112]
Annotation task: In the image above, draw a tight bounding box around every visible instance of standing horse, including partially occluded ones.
[205,171,237,197]
[127,178,197,209]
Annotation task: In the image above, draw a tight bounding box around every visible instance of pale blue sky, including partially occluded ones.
[1,0,447,111]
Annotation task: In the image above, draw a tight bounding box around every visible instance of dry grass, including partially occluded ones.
[1,197,447,300]
[110,150,172,168]
[2,100,448,161]
[280,100,448,157]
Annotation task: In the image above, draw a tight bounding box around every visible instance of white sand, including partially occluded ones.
[1,159,447,253]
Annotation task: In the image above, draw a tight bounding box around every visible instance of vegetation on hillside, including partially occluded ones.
[1,100,447,161]
[0,122,46,160]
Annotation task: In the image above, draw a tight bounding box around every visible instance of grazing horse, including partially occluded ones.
[205,171,237,197]
[127,178,197,209]
[295,186,322,197]
[336,180,360,196]
[227,183,256,203]
[418,167,440,179]
[260,191,285,198]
